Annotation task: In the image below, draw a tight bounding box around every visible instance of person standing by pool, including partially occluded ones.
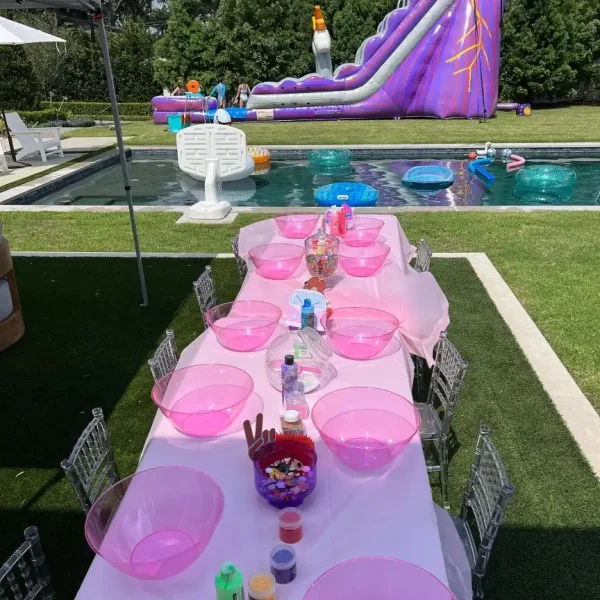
[235,79,251,107]
[210,81,227,109]
[172,82,185,96]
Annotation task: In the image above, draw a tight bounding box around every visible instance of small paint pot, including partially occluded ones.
[248,572,277,600]
[279,507,303,544]
[270,544,297,584]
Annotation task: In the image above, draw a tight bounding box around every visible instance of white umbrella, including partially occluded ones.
[0,15,65,44]
[0,16,66,163]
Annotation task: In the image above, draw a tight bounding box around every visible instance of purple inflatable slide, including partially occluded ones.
[152,0,503,123]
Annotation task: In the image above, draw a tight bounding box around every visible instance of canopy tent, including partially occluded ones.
[0,0,148,306]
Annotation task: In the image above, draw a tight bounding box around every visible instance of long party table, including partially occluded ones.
[75,215,452,600]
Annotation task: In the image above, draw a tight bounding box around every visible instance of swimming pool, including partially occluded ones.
[25,157,600,207]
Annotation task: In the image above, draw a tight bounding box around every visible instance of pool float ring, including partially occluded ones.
[308,149,352,170]
[314,182,378,207]
[402,166,455,190]
[514,165,576,203]
[186,80,200,94]
[247,146,271,165]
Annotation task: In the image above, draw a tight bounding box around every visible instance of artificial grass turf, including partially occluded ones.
[2,210,599,412]
[62,106,600,145]
[1,256,600,599]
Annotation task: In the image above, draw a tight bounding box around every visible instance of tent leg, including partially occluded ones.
[95,11,148,307]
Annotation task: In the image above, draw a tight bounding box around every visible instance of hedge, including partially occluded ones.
[40,101,151,117]
[0,109,70,133]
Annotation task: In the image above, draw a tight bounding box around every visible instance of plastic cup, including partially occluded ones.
[312,387,420,470]
[275,214,320,239]
[206,301,282,352]
[322,307,399,360]
[338,242,390,277]
[279,508,303,544]
[249,243,305,280]
[270,544,297,584]
[85,467,224,580]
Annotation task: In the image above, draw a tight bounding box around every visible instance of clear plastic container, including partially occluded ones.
[305,229,339,279]
[248,573,277,600]
[265,328,332,393]
[279,508,303,544]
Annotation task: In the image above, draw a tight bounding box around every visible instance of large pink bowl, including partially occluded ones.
[304,557,455,599]
[322,307,399,360]
[339,242,390,277]
[312,387,420,470]
[152,364,253,437]
[275,213,320,239]
[85,467,224,580]
[249,243,305,279]
[206,301,282,352]
[343,216,384,247]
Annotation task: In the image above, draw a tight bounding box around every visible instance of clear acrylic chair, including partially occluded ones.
[413,238,432,273]
[61,408,120,514]
[417,331,468,509]
[148,329,179,382]
[0,526,55,600]
[193,265,218,329]
[440,423,515,599]
[231,233,247,284]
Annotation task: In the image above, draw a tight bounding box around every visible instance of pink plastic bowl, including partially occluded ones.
[85,467,224,580]
[343,217,384,247]
[304,557,456,599]
[275,213,320,239]
[339,242,390,277]
[151,364,254,437]
[206,301,282,352]
[322,307,399,360]
[312,387,420,470]
[249,243,305,280]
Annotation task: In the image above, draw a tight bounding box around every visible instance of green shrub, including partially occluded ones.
[40,101,152,117]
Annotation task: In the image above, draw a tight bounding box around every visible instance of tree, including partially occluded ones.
[0,46,40,110]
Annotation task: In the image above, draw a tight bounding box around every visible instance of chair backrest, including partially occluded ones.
[177,125,248,180]
[4,113,27,133]
[193,265,218,329]
[61,408,120,514]
[0,526,55,600]
[413,238,432,273]
[459,423,515,591]
[231,234,247,283]
[148,329,179,382]
[426,331,468,435]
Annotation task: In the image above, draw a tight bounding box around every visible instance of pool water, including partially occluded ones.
[33,158,600,207]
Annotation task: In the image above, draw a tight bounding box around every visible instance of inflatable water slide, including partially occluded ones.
[152,0,504,123]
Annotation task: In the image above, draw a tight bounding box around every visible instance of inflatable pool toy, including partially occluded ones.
[247,146,271,165]
[506,154,525,172]
[308,149,352,170]
[314,182,378,207]
[514,165,576,202]
[468,157,495,186]
[186,80,200,94]
[402,165,455,190]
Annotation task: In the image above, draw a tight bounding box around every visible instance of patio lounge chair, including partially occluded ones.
[5,112,63,163]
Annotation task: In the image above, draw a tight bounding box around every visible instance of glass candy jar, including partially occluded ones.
[304,229,339,279]
[265,328,333,393]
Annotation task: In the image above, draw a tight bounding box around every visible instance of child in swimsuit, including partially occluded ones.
[236,79,251,108]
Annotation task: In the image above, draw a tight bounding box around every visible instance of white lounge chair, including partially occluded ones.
[5,112,63,163]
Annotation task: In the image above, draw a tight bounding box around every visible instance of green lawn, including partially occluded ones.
[1,256,599,600]
[2,210,599,412]
[62,106,600,145]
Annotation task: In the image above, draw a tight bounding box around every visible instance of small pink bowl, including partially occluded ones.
[344,216,384,247]
[322,307,399,360]
[85,467,224,580]
[339,242,390,277]
[312,387,420,470]
[275,213,320,239]
[249,243,305,280]
[152,364,254,437]
[206,301,282,352]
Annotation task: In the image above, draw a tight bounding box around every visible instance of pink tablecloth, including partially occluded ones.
[75,216,451,600]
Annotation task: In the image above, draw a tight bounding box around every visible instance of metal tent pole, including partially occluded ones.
[94,10,148,306]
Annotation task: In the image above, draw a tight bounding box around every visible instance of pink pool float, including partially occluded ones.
[343,216,384,246]
[304,557,455,599]
[507,154,525,172]
[152,364,254,437]
[206,301,282,352]
[338,242,390,277]
[312,387,420,470]
[85,466,224,580]
[249,243,305,279]
[322,307,399,360]
[275,213,320,239]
